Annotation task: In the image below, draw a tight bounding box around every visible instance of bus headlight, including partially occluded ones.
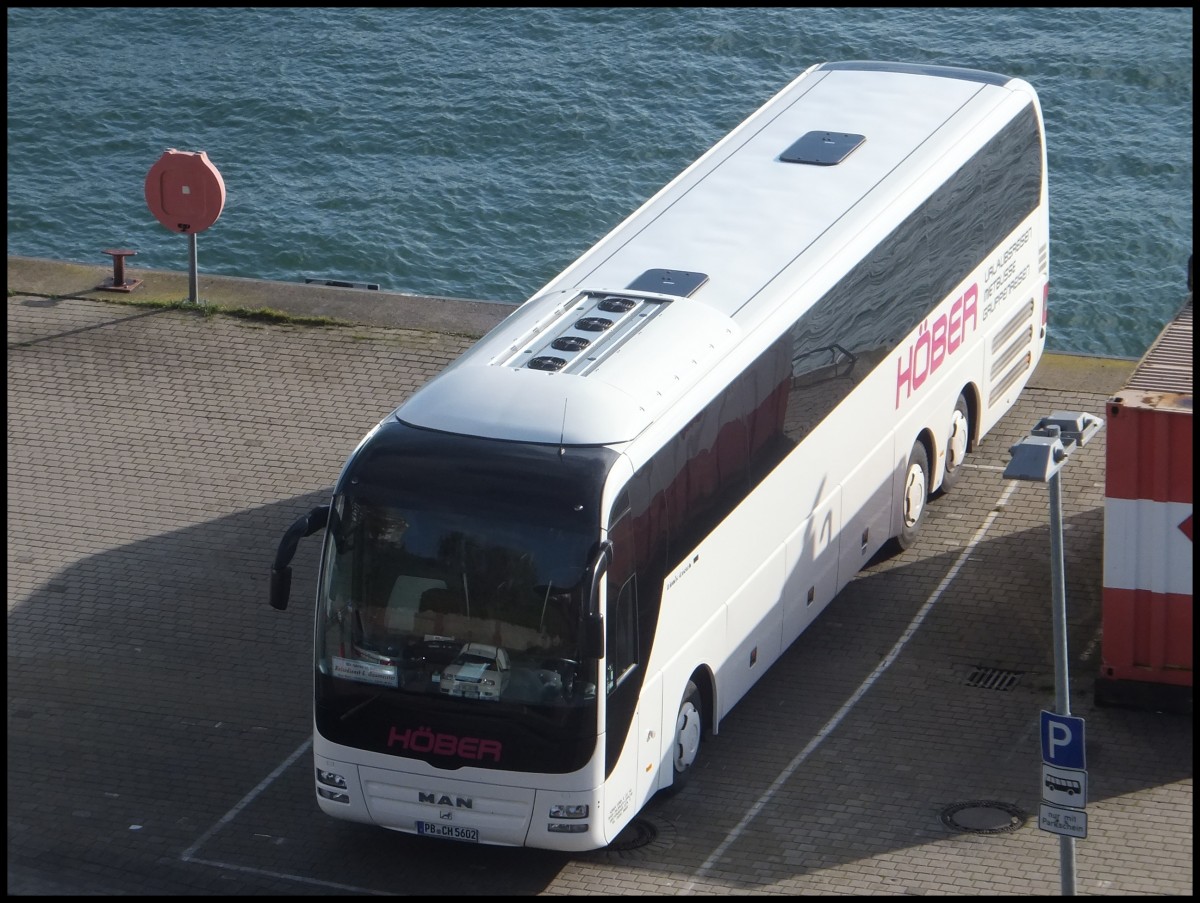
[316,768,347,789]
[317,787,350,804]
[547,822,589,833]
[548,804,588,819]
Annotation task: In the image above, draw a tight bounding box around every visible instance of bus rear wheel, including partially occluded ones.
[938,394,970,496]
[897,441,929,550]
[666,681,702,794]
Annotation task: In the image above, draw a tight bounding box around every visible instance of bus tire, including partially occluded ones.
[665,681,703,794]
[938,394,971,496]
[897,440,930,550]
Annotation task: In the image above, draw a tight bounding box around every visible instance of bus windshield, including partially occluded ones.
[317,493,596,708]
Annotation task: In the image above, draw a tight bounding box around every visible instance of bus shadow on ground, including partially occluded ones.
[574,503,1193,891]
[7,491,567,895]
[7,492,1192,895]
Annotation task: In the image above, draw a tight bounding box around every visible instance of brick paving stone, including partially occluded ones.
[7,287,1192,896]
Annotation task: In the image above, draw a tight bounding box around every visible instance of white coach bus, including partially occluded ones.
[270,60,1049,851]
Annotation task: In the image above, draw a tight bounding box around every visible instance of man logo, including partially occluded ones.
[419,792,473,809]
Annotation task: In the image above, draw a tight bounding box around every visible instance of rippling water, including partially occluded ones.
[6,7,1192,357]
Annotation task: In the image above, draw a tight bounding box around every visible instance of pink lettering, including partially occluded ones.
[948,297,963,353]
[385,726,503,762]
[409,725,436,753]
[457,737,479,758]
[388,727,411,749]
[896,347,914,409]
[477,739,503,763]
[962,284,978,332]
[912,321,931,391]
[894,283,980,409]
[930,314,947,371]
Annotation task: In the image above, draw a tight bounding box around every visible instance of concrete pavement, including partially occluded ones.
[7,256,1192,895]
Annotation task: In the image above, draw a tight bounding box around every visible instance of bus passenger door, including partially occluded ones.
[635,672,663,805]
[783,487,841,644]
[602,500,647,842]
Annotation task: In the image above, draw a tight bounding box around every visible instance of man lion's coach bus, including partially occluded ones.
[270,60,1049,851]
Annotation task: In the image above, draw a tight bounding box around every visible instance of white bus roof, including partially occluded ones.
[397,61,1037,445]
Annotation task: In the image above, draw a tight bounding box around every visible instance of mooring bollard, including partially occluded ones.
[98,248,143,292]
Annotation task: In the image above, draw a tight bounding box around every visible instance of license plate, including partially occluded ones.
[416,821,479,842]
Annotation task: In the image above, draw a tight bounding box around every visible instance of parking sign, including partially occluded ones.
[1040,710,1085,769]
[1042,763,1088,807]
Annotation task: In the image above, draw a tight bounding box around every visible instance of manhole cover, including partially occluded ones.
[608,817,658,851]
[575,815,676,863]
[941,800,1026,834]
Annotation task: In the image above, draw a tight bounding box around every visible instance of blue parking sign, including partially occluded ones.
[1040,710,1086,769]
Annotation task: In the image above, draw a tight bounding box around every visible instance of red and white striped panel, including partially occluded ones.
[1101,405,1192,684]
[1103,500,1192,597]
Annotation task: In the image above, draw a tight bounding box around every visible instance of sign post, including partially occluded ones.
[144,149,226,304]
[1039,710,1088,847]
[1003,412,1103,896]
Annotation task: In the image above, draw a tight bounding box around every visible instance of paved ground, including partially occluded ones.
[7,258,1192,895]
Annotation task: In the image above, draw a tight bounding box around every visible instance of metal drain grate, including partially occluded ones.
[966,666,1023,691]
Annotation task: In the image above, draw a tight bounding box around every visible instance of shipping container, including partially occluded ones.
[1095,296,1193,712]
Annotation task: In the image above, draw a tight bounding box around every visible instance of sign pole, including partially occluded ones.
[144,148,226,306]
[1004,411,1103,896]
[1048,470,1077,895]
[188,233,199,305]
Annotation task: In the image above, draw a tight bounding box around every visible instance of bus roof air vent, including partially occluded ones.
[497,288,677,376]
[598,297,637,313]
[551,335,592,352]
[528,356,567,371]
[780,131,865,166]
[576,317,614,332]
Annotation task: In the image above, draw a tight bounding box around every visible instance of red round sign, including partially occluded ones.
[144,149,226,234]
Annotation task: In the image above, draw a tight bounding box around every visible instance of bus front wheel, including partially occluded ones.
[666,681,702,794]
[897,441,930,550]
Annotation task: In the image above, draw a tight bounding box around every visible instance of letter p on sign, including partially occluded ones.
[1040,710,1085,769]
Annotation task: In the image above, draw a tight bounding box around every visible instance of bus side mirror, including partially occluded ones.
[583,613,604,659]
[582,540,612,659]
[269,505,330,611]
[269,566,292,611]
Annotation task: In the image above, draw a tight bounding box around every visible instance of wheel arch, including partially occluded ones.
[959,382,981,453]
[915,428,937,478]
[931,384,979,492]
[689,664,718,737]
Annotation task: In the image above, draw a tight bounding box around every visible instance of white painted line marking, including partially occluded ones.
[178,737,386,894]
[180,737,312,862]
[182,854,391,895]
[680,481,1018,893]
